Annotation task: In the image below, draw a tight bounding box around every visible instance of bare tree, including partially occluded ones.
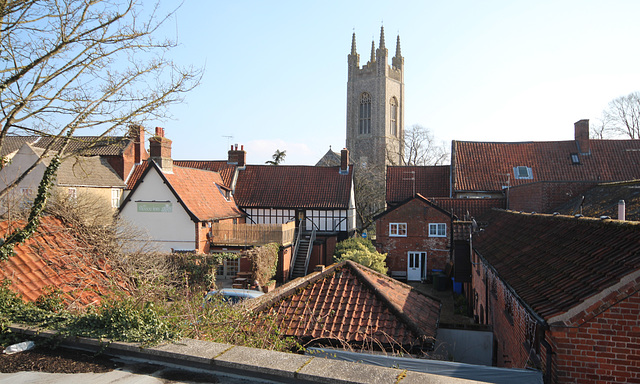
[387,124,449,166]
[0,0,200,259]
[601,92,640,139]
[353,164,386,232]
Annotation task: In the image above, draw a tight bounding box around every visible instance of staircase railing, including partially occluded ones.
[289,219,303,280]
[302,227,316,278]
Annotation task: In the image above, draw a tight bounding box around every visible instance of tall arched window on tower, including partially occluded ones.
[359,93,371,134]
[390,97,398,137]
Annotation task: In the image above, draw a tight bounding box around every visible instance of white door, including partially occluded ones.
[407,252,426,281]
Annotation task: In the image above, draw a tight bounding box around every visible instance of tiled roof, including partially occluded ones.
[375,194,454,221]
[431,197,506,219]
[174,160,236,188]
[1,136,38,157]
[57,156,126,188]
[386,166,450,203]
[247,260,441,350]
[137,162,243,222]
[473,209,640,320]
[234,165,353,209]
[453,140,640,192]
[31,136,131,156]
[126,162,148,189]
[553,180,640,221]
[0,216,128,308]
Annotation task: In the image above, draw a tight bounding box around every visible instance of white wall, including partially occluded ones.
[119,168,195,252]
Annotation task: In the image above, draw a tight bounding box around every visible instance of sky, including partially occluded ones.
[149,1,640,165]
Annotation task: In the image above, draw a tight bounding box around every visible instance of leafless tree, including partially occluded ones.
[353,164,386,232]
[0,0,200,259]
[386,124,449,166]
[601,92,640,139]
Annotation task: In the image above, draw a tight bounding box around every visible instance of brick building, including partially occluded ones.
[375,194,452,281]
[471,209,640,383]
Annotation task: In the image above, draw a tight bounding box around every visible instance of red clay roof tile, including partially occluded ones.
[474,210,640,320]
[234,165,353,209]
[386,166,450,203]
[158,164,244,222]
[453,140,640,192]
[247,260,440,350]
[0,216,129,309]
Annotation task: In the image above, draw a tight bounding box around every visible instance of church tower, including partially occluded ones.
[346,26,405,171]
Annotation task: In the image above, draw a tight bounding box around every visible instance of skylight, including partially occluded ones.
[513,166,533,180]
[570,153,580,164]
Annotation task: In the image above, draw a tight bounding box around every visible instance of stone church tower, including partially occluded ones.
[346,26,404,171]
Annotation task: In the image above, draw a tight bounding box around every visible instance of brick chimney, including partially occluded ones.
[227,144,246,167]
[574,119,591,155]
[149,127,173,173]
[129,124,148,164]
[340,148,349,175]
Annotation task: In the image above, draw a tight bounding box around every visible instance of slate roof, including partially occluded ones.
[553,180,640,221]
[453,139,640,192]
[473,209,640,320]
[233,165,353,209]
[0,216,128,308]
[247,260,441,350]
[386,166,450,203]
[122,161,243,222]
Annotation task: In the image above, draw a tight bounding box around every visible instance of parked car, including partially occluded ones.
[204,288,264,305]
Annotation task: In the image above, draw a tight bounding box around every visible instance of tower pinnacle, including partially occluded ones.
[370,40,375,63]
[395,35,401,58]
[379,26,386,50]
[351,32,357,55]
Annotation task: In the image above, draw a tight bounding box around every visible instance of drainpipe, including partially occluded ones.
[541,336,553,384]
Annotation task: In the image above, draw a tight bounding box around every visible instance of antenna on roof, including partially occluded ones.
[402,171,416,197]
[222,135,233,149]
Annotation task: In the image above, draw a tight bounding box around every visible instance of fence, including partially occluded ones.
[209,221,295,246]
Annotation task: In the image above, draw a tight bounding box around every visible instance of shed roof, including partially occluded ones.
[247,260,441,350]
[473,209,640,320]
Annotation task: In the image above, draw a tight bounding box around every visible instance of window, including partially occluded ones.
[429,223,446,237]
[390,97,398,137]
[570,153,580,164]
[111,188,121,208]
[359,93,371,134]
[513,166,533,180]
[389,223,407,237]
[20,188,33,197]
[68,188,77,200]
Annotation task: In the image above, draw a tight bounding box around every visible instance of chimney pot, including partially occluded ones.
[618,200,626,221]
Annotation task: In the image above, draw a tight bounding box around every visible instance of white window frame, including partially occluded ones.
[513,166,533,180]
[68,187,77,200]
[389,222,407,237]
[429,223,447,237]
[111,188,121,208]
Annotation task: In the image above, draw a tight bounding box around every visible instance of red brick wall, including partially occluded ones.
[277,245,293,283]
[549,276,640,384]
[375,198,451,276]
[473,250,640,383]
[471,251,540,370]
[508,182,597,213]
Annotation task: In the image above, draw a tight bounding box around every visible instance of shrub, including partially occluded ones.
[334,238,388,275]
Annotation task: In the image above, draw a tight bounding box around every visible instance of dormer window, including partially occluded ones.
[570,153,580,164]
[217,185,232,201]
[513,166,533,180]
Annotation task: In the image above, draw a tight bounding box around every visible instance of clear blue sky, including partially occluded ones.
[151,1,640,165]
